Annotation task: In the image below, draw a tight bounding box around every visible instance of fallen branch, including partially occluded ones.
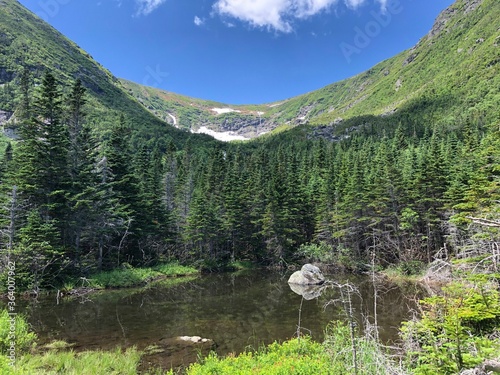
[467,216,500,228]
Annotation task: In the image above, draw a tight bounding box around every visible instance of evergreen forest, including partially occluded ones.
[1,66,498,290]
[1,0,500,374]
[0,0,499,291]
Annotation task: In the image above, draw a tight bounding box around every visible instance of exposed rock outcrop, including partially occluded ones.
[0,110,12,126]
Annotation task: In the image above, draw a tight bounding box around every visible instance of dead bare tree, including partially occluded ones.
[325,282,361,375]
[0,186,22,263]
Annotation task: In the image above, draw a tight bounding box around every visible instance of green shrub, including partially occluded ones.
[323,321,400,375]
[153,262,198,276]
[398,260,426,276]
[298,242,334,263]
[401,277,500,374]
[0,309,37,355]
[89,267,161,288]
[184,337,334,375]
[181,322,401,375]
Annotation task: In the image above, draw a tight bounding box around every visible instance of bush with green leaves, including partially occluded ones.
[0,309,37,373]
[297,242,335,263]
[176,322,401,375]
[401,276,500,374]
[323,321,402,375]
[0,309,36,355]
[180,336,334,375]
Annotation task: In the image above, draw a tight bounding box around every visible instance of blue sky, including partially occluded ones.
[18,0,454,104]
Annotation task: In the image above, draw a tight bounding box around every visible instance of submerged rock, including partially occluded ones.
[288,264,325,285]
[288,283,326,300]
[176,336,213,344]
[139,336,216,372]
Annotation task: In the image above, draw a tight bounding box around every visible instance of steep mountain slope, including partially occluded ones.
[0,0,214,147]
[277,0,499,125]
[120,79,273,139]
[123,0,499,140]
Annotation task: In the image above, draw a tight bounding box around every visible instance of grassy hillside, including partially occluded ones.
[122,0,500,139]
[282,0,500,125]
[0,0,216,148]
[120,79,272,137]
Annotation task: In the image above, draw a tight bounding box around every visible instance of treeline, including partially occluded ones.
[1,70,499,290]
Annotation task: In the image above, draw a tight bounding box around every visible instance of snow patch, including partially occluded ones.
[193,126,248,142]
[211,107,241,114]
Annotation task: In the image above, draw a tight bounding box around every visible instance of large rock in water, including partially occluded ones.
[288,264,325,285]
[288,283,326,300]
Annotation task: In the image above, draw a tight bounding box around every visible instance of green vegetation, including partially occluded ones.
[173,323,399,375]
[12,346,142,375]
[0,310,36,356]
[401,275,500,374]
[88,263,198,289]
[0,0,500,373]
[382,261,427,282]
[122,0,500,143]
[0,310,37,373]
[181,338,334,375]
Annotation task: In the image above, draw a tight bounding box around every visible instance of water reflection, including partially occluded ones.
[288,282,327,300]
[10,271,422,365]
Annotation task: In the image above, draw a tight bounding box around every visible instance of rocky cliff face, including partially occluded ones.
[427,0,484,39]
[197,114,277,138]
[0,109,18,139]
[0,109,12,126]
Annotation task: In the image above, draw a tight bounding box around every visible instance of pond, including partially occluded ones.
[15,270,422,370]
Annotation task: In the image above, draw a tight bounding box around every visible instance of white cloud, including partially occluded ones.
[194,16,204,26]
[213,0,296,32]
[135,0,166,16]
[214,0,387,32]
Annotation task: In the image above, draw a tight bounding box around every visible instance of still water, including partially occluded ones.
[17,270,421,368]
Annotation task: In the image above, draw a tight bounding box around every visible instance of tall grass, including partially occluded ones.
[0,311,143,375]
[88,262,198,289]
[13,347,141,375]
[323,321,406,375]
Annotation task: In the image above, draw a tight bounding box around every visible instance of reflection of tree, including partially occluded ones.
[15,271,422,359]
